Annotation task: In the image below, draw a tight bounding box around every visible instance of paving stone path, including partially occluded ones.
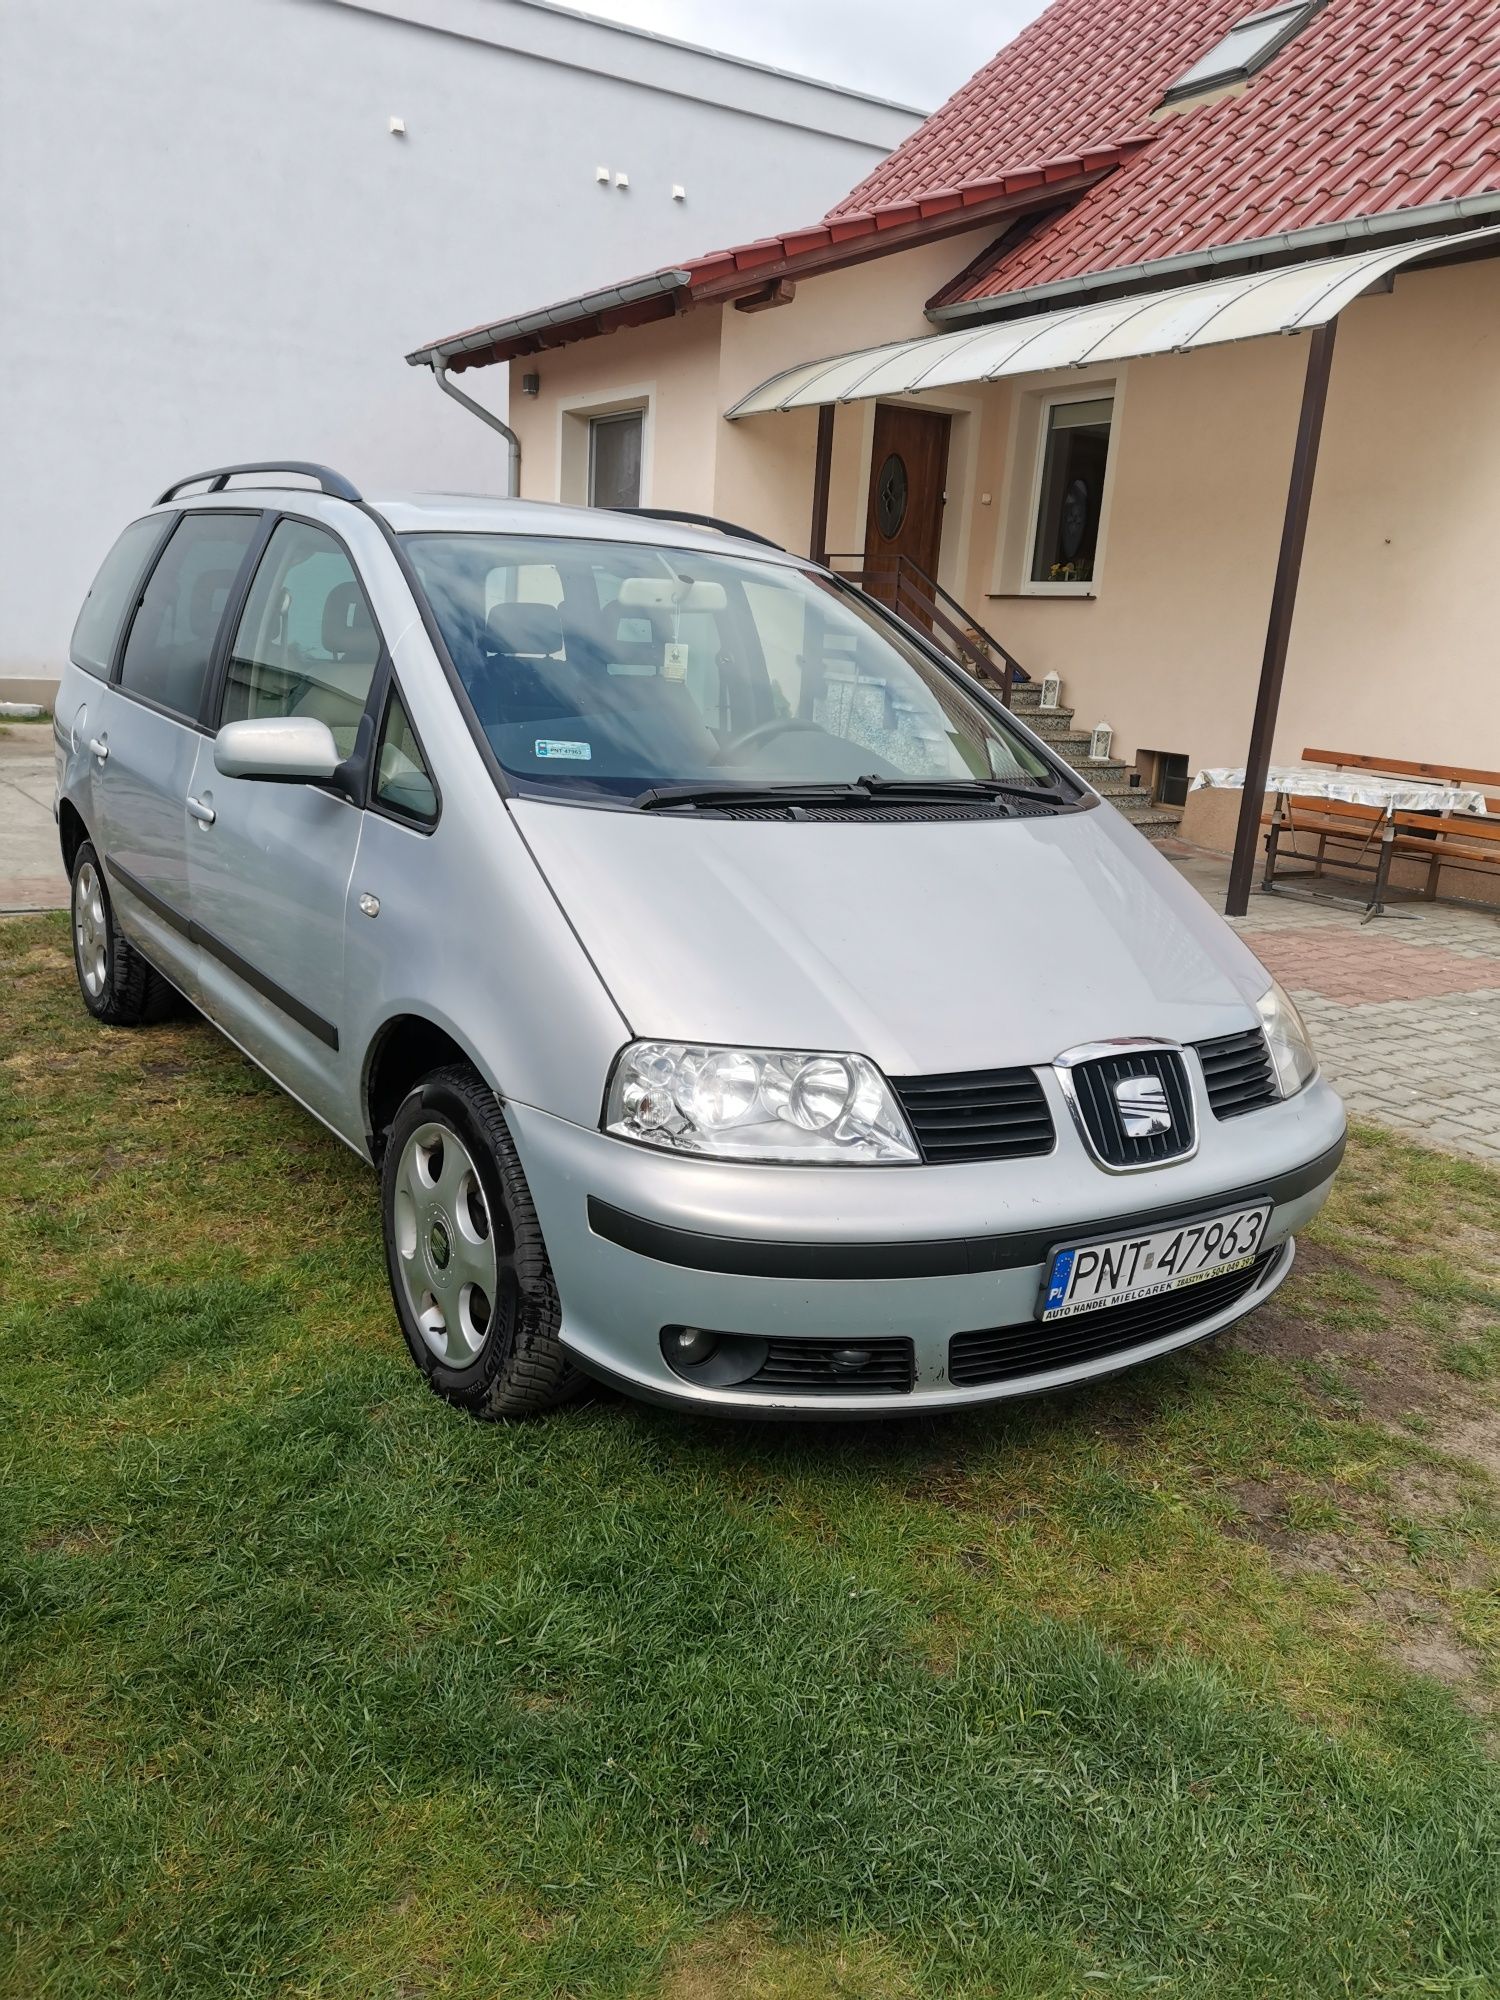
[1169,846,1500,1165]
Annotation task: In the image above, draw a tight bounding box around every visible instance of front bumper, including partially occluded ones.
[506,1074,1346,1417]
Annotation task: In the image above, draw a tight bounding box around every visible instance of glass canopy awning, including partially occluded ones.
[725,223,1500,418]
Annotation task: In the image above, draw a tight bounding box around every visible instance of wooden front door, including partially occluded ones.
[862,403,950,622]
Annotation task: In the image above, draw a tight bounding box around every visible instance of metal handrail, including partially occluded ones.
[826,551,1028,707]
[855,554,1022,676]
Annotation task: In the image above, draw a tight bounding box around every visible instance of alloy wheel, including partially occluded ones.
[74,860,108,1000]
[392,1120,516,1366]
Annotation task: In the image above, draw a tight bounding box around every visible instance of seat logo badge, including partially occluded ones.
[1114,1075,1172,1138]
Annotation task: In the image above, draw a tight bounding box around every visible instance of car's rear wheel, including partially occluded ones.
[380,1064,582,1418]
[70,840,178,1026]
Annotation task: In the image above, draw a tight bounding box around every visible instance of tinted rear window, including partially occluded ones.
[118,513,261,720]
[70,515,173,678]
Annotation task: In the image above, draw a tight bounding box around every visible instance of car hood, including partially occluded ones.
[509,800,1273,1074]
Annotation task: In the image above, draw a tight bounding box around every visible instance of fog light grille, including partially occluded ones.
[751,1337,914,1395]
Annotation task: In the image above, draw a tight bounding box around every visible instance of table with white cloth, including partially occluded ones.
[1192,766,1490,916]
[1191,767,1491,815]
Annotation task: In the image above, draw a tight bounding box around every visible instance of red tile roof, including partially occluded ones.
[409,151,1142,368]
[416,0,1500,369]
[833,0,1500,306]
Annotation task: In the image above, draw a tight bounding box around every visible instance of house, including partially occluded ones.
[0,0,917,697]
[407,0,1500,897]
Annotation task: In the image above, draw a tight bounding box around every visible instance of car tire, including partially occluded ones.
[69,840,179,1027]
[381,1064,583,1419]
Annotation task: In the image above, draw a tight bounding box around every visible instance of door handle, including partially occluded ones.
[186,795,216,826]
[88,737,108,761]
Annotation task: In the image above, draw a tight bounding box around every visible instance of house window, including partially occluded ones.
[588,411,643,510]
[1161,2,1321,105]
[1030,395,1113,587]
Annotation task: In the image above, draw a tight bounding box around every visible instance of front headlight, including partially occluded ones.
[604,1041,920,1163]
[1256,979,1317,1097]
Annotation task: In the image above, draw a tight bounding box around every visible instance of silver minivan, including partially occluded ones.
[55,464,1345,1419]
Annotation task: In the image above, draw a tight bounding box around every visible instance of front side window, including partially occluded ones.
[404,532,1057,806]
[588,413,643,510]
[71,515,174,679]
[118,512,261,718]
[374,689,438,824]
[221,521,382,756]
[1030,396,1113,587]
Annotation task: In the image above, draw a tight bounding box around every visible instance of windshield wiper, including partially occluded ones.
[635,775,1074,813]
[853,774,1071,806]
[635,782,871,812]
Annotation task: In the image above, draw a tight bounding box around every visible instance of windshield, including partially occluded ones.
[403,533,1058,805]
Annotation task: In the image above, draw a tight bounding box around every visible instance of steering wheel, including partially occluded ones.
[717,717,827,763]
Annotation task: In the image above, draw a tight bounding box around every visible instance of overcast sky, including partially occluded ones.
[572,1,1047,111]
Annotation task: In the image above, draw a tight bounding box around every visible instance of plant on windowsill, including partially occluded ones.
[1047,559,1093,584]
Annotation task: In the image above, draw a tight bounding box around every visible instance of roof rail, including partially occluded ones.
[155,462,363,506]
[609,505,784,552]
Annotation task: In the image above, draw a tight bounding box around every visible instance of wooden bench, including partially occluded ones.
[1260,748,1500,914]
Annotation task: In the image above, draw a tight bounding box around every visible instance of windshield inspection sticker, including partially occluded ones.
[534,739,591,761]
[662,641,690,682]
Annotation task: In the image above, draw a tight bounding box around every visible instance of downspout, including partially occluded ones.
[428,357,521,498]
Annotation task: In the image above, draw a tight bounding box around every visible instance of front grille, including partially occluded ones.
[1065,1048,1194,1169]
[748,1337,914,1395]
[948,1250,1278,1387]
[1195,1028,1279,1118]
[889,1067,1055,1165]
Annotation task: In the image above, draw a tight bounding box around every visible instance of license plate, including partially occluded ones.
[1040,1204,1271,1322]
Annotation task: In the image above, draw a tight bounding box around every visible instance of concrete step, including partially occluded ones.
[1064,757,1131,784]
[1130,808,1184,843]
[1022,710,1079,739]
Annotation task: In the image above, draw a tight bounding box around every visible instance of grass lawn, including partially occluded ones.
[2,911,1497,1999]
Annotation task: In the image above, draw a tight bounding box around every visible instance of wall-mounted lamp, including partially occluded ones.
[520,372,540,398]
[389,115,406,136]
[671,184,686,202]
[595,165,610,183]
[614,170,630,189]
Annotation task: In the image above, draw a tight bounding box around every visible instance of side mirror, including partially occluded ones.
[214,716,342,784]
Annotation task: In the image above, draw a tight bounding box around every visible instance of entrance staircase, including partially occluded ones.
[1007,682,1182,841]
[827,551,1182,842]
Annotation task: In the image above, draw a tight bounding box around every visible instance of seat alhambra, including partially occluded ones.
[54,463,1345,1418]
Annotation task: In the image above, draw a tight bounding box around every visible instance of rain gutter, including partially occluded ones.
[405,269,693,370]
[426,359,522,497]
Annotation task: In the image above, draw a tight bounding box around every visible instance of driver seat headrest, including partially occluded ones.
[486,601,564,659]
[322,581,379,663]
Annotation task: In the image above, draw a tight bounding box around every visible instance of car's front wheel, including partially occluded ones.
[70,840,178,1026]
[380,1065,582,1418]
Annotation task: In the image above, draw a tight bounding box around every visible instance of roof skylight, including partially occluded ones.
[1161,1,1321,105]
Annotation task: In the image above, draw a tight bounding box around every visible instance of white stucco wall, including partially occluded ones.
[0,0,916,675]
